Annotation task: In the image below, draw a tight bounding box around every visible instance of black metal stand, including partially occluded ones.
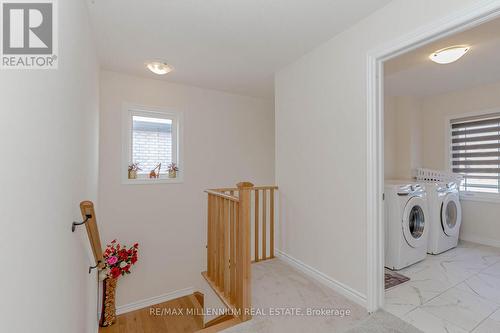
[72,214,92,232]
[89,260,101,274]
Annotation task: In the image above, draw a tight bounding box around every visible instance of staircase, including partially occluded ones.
[98,182,279,333]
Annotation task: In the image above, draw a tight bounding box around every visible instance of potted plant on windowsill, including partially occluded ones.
[167,163,179,178]
[128,163,141,179]
[99,240,139,327]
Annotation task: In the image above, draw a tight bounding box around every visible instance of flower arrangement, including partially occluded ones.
[167,163,179,178]
[102,240,139,279]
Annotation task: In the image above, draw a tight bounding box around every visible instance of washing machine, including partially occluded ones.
[385,180,429,270]
[423,181,462,254]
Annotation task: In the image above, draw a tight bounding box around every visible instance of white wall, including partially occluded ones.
[0,1,100,332]
[421,81,500,246]
[275,0,484,304]
[384,96,423,180]
[98,71,275,307]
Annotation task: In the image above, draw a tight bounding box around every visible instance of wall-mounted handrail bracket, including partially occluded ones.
[72,214,92,232]
[89,260,101,274]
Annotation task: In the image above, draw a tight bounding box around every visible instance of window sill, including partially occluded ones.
[460,192,500,204]
[122,177,183,185]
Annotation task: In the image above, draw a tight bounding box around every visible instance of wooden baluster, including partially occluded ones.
[270,189,275,259]
[214,196,219,285]
[237,182,253,321]
[235,201,241,310]
[210,195,214,280]
[254,189,259,262]
[230,200,236,303]
[262,189,267,260]
[218,196,223,287]
[218,196,224,287]
[224,199,230,296]
[211,195,216,279]
[207,194,212,278]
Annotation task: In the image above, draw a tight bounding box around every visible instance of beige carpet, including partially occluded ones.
[222,258,422,333]
[222,259,368,332]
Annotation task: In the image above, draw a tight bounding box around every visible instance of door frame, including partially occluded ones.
[366,1,500,313]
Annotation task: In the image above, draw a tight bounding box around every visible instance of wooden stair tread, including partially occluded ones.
[98,294,204,333]
[186,294,204,329]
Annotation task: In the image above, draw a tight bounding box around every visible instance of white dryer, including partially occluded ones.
[385,180,429,270]
[423,181,462,254]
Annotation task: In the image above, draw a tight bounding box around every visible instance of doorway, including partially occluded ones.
[366,2,500,315]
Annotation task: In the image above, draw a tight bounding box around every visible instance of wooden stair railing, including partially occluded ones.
[203,182,278,325]
[214,185,278,262]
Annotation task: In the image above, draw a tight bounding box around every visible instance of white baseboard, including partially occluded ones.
[460,233,500,248]
[116,287,195,315]
[275,250,367,309]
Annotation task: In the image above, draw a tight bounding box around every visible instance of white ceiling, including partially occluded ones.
[385,17,500,97]
[87,0,392,99]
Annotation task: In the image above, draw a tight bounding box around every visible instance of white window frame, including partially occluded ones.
[445,108,500,203]
[122,104,183,184]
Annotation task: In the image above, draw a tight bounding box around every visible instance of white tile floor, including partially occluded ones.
[384,241,500,333]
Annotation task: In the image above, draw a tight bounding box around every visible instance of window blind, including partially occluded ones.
[451,113,500,193]
[132,116,173,174]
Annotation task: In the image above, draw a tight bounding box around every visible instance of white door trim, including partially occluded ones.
[366,0,500,313]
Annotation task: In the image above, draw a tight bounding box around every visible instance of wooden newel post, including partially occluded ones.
[237,181,253,321]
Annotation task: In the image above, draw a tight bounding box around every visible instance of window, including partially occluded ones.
[123,106,182,183]
[449,113,500,196]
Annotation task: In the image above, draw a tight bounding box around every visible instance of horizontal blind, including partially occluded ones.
[132,116,173,174]
[451,114,500,193]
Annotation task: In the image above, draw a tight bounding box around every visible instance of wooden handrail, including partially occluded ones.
[213,185,278,192]
[204,190,239,202]
[79,201,104,269]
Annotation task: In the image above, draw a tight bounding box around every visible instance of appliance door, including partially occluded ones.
[402,196,427,248]
[441,192,462,237]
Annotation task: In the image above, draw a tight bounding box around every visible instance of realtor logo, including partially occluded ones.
[1,0,58,69]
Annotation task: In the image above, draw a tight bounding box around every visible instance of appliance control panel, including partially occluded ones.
[397,184,424,196]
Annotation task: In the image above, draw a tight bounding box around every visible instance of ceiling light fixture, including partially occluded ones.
[429,46,470,64]
[146,61,173,75]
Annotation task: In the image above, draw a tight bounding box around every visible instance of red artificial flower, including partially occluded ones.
[110,267,121,279]
[119,249,128,260]
[131,256,137,264]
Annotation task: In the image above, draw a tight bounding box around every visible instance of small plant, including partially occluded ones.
[128,163,142,179]
[128,163,142,172]
[167,163,179,172]
[167,163,179,178]
[102,239,139,279]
